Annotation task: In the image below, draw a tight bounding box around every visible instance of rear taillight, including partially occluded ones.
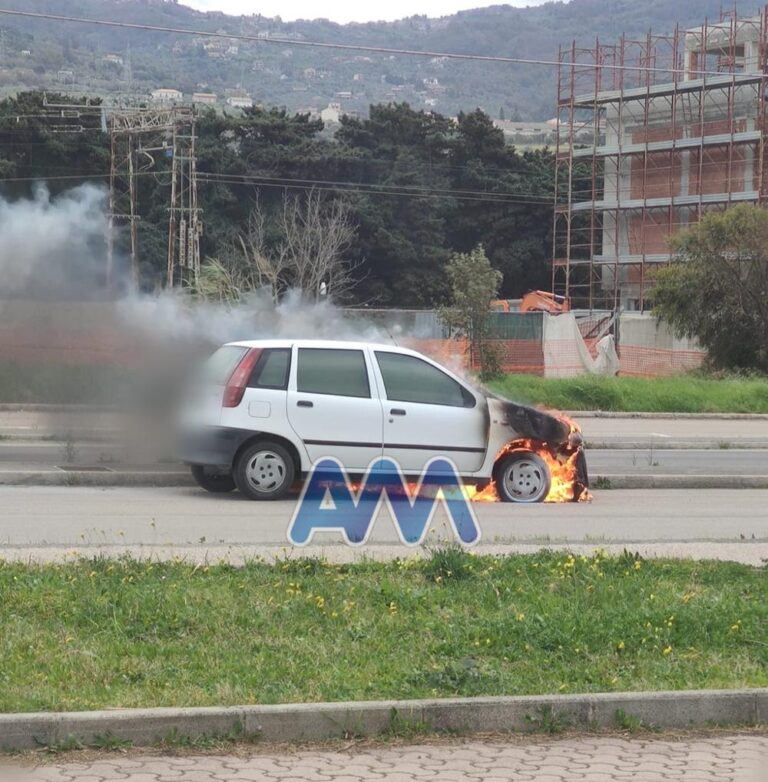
[223,348,262,408]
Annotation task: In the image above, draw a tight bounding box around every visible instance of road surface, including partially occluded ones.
[1,486,766,564]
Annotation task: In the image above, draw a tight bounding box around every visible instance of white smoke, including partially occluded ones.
[117,288,393,350]
[0,184,108,298]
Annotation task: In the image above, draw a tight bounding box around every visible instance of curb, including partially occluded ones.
[3,405,768,420]
[0,404,118,413]
[586,440,768,450]
[568,411,768,420]
[0,471,194,488]
[1,471,767,490]
[595,474,768,489]
[6,436,768,450]
[1,689,766,751]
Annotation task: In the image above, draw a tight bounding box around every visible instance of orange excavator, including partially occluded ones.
[492,291,571,314]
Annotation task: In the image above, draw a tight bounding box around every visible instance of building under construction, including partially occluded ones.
[553,6,768,311]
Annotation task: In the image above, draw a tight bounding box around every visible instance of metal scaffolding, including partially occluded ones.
[553,6,768,311]
[107,107,201,289]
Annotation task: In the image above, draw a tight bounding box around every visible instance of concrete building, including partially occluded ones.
[554,8,768,311]
[495,120,556,139]
[150,88,183,105]
[192,92,218,105]
[226,95,253,109]
[320,102,342,123]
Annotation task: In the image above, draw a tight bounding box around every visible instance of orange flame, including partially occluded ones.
[467,410,591,504]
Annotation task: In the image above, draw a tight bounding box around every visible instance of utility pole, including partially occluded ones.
[107,106,201,290]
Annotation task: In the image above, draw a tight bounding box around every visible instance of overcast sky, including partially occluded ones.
[180,1,556,25]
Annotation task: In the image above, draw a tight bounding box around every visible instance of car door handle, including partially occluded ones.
[297,400,314,408]
[390,408,406,416]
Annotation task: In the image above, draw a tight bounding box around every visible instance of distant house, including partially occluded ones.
[57,69,74,84]
[226,95,253,109]
[303,67,317,79]
[103,54,124,66]
[334,90,352,99]
[151,88,183,104]
[353,73,364,82]
[494,119,555,140]
[320,102,342,123]
[193,92,218,105]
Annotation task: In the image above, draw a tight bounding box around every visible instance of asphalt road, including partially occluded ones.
[0,486,766,564]
[2,440,768,477]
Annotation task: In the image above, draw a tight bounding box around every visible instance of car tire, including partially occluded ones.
[190,465,237,493]
[494,450,551,503]
[233,441,295,501]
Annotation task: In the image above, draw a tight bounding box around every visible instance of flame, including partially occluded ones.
[467,410,591,504]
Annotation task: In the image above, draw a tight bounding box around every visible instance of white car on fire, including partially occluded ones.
[178,340,588,502]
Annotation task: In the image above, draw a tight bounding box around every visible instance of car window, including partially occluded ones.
[249,348,290,390]
[375,351,474,408]
[297,348,370,398]
[202,345,249,384]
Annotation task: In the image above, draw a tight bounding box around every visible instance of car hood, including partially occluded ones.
[484,391,572,446]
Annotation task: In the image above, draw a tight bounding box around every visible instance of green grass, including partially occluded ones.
[4,361,768,413]
[0,551,765,714]
[488,373,768,413]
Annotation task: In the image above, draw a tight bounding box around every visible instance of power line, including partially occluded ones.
[197,172,551,205]
[0,7,722,78]
[0,168,556,205]
[198,170,553,202]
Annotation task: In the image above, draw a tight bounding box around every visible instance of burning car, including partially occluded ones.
[178,340,589,502]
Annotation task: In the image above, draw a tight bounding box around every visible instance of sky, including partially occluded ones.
[180,1,556,25]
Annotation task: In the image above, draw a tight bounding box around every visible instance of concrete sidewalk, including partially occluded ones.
[10,734,768,781]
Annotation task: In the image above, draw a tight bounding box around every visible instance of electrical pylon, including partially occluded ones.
[107,106,201,289]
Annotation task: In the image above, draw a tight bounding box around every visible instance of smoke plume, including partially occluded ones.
[0,184,109,299]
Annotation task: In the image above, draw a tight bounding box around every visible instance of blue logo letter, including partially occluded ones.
[287,457,481,547]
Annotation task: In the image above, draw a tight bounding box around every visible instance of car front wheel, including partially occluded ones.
[233,441,295,500]
[495,451,551,503]
[190,465,236,494]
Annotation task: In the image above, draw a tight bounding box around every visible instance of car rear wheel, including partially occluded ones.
[495,451,551,503]
[234,441,295,500]
[190,465,236,494]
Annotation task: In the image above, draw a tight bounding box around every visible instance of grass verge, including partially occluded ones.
[1,551,766,714]
[488,373,768,414]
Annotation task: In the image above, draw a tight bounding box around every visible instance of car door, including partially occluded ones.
[229,346,293,432]
[372,349,488,474]
[287,346,384,471]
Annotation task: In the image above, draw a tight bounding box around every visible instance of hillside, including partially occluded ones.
[0,0,765,118]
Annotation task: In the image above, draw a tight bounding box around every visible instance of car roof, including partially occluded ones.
[225,338,421,355]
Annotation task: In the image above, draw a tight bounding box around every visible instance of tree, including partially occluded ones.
[653,204,768,372]
[444,110,553,298]
[198,190,360,304]
[279,189,360,301]
[439,245,503,379]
